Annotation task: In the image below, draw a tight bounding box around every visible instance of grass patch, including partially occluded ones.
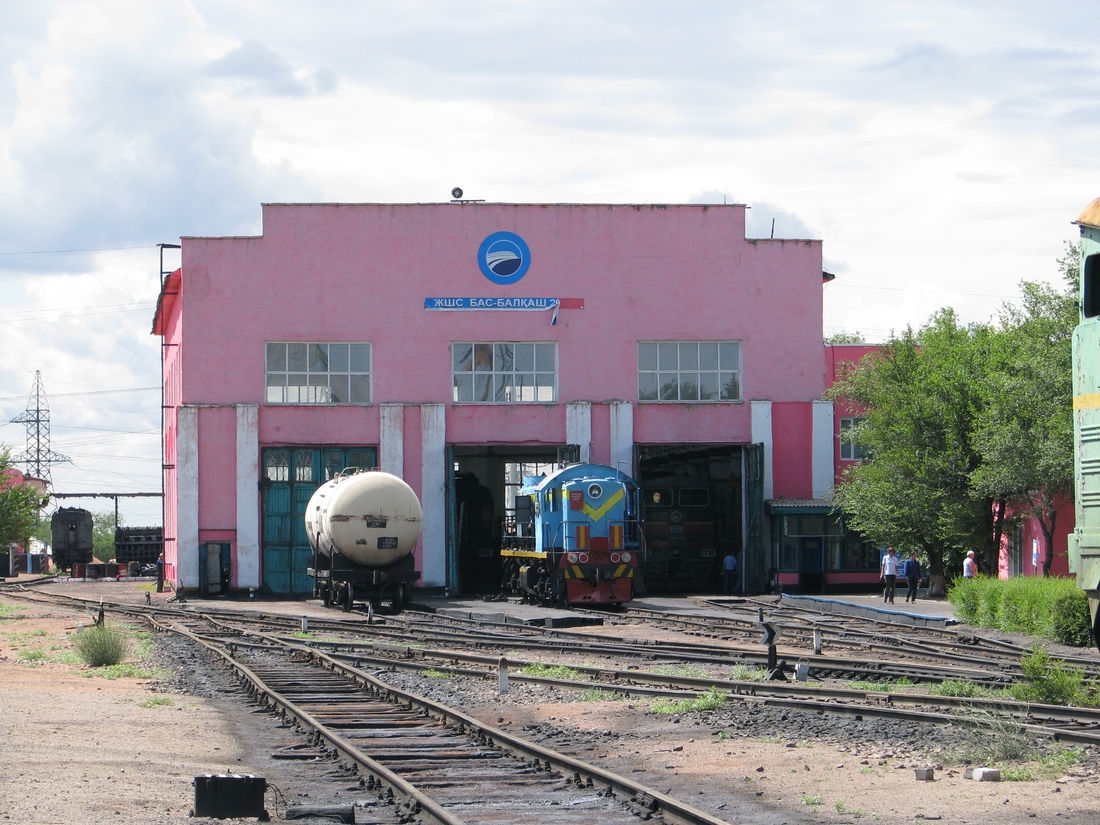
[929,679,997,699]
[577,687,622,702]
[80,663,162,680]
[800,793,823,806]
[17,648,46,663]
[289,631,314,639]
[728,664,767,681]
[834,800,864,815]
[939,712,1033,765]
[1009,644,1098,707]
[422,667,454,678]
[138,696,173,708]
[519,663,582,681]
[75,625,130,667]
[0,602,26,619]
[948,576,1094,646]
[652,663,710,679]
[650,686,727,715]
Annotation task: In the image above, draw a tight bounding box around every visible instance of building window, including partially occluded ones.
[637,342,741,402]
[265,343,371,404]
[452,342,557,403]
[839,416,870,460]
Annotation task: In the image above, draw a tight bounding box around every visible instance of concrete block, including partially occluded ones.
[914,768,934,781]
[972,768,1001,782]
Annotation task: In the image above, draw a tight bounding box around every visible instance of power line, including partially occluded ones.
[0,387,158,402]
[0,244,157,256]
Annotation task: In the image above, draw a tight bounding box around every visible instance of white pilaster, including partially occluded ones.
[380,404,405,477]
[177,405,200,589]
[812,400,835,500]
[420,404,446,588]
[610,401,634,476]
[751,400,774,502]
[235,404,260,589]
[565,401,592,463]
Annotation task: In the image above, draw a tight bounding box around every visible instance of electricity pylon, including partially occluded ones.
[11,371,70,485]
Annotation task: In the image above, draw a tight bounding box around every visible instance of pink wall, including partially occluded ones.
[826,344,879,484]
[999,498,1073,579]
[771,402,813,499]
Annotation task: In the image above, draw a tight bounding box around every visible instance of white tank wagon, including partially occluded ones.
[306,470,423,612]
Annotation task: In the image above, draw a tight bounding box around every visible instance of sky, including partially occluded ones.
[1,0,1098,525]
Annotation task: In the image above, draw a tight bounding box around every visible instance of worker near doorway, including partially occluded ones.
[722,550,738,594]
[156,553,165,593]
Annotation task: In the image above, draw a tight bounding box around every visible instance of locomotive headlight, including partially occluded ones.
[578,553,589,564]
[567,553,579,564]
[610,553,621,563]
[620,552,632,562]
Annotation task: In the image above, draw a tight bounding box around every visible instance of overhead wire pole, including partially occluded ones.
[11,370,70,485]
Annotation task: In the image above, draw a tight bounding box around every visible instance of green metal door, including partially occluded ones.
[261,446,377,594]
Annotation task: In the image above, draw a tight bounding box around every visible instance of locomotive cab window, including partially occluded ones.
[678,488,710,507]
[643,487,674,507]
[1085,254,1100,318]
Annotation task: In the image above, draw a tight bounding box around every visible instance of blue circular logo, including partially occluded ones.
[478,231,531,285]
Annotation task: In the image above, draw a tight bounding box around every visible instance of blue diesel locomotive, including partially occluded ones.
[501,463,642,607]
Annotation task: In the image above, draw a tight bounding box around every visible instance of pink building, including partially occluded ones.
[154,202,840,596]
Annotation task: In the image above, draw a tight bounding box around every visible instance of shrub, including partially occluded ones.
[1011,644,1097,707]
[1052,591,1095,648]
[947,576,1092,646]
[74,625,130,667]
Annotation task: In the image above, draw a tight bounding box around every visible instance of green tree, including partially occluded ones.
[826,331,866,344]
[0,445,48,550]
[829,311,996,596]
[971,274,1076,576]
[91,511,118,561]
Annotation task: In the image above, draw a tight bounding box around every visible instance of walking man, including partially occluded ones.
[963,550,977,579]
[156,552,165,593]
[903,551,922,603]
[722,550,738,595]
[880,547,899,604]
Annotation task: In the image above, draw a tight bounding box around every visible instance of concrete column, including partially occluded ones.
[380,404,404,477]
[565,401,592,463]
[812,400,835,500]
[751,400,774,502]
[235,404,260,589]
[420,404,446,588]
[177,405,200,589]
[610,402,633,476]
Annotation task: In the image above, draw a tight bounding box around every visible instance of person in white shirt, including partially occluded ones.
[880,547,899,604]
[963,550,978,579]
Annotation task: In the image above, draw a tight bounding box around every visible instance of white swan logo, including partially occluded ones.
[478,232,531,284]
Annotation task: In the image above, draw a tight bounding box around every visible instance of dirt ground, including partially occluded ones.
[1,582,1099,824]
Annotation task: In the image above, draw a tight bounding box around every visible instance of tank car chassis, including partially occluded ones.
[309,551,420,614]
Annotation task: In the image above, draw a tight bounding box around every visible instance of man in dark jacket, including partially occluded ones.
[903,551,922,603]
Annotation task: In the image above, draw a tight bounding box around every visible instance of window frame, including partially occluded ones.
[264,342,372,406]
[451,341,558,404]
[636,341,742,403]
[839,416,870,460]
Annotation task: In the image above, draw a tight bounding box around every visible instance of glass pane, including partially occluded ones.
[288,343,307,371]
[536,373,555,401]
[720,373,740,400]
[330,375,349,403]
[699,372,718,400]
[535,343,555,371]
[266,342,287,371]
[474,343,493,371]
[308,374,330,403]
[265,450,288,481]
[800,515,824,535]
[638,342,657,371]
[350,343,371,373]
[699,342,719,371]
[679,376,699,401]
[288,372,308,387]
[294,450,314,482]
[494,343,514,371]
[719,341,740,370]
[346,449,374,469]
[514,343,534,371]
[659,374,678,400]
[494,373,513,402]
[516,373,534,402]
[454,373,473,402]
[325,451,343,480]
[658,343,677,370]
[679,342,698,370]
[453,343,473,372]
[266,386,285,403]
[639,372,658,401]
[329,343,349,372]
[309,343,328,373]
[474,374,492,401]
[350,374,371,403]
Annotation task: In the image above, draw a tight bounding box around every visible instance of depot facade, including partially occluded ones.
[154,202,835,595]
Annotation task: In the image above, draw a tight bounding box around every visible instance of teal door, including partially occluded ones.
[261,446,377,594]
